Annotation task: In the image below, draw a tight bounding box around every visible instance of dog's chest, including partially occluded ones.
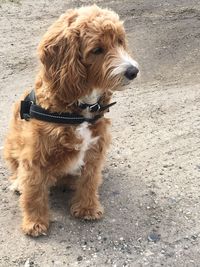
[68,122,98,175]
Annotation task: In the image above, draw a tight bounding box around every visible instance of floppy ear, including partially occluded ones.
[38,11,86,103]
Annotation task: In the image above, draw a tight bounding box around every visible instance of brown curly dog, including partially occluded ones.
[4,5,139,236]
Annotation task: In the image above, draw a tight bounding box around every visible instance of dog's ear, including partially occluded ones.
[38,10,86,103]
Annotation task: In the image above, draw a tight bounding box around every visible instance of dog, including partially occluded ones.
[4,5,139,236]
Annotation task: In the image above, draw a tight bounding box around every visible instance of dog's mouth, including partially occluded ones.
[121,76,133,86]
[111,72,139,92]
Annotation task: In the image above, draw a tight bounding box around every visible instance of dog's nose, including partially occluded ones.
[124,66,139,80]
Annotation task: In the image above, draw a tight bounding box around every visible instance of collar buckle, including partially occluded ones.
[78,100,117,113]
[89,103,101,112]
[78,101,101,113]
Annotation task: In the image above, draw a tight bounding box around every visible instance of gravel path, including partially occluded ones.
[0,0,200,266]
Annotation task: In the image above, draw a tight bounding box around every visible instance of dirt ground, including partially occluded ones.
[0,0,200,266]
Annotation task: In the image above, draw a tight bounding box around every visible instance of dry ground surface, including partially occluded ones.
[0,0,200,266]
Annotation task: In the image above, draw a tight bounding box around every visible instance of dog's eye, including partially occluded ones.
[118,38,123,45]
[92,47,104,55]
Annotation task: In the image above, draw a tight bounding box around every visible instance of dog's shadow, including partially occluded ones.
[17,165,172,263]
[48,185,73,224]
[43,165,161,244]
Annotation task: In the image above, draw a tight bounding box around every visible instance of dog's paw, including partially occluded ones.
[22,220,49,237]
[9,179,22,195]
[70,202,104,220]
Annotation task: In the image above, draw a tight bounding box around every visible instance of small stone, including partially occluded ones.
[149,190,156,196]
[24,259,31,267]
[77,256,83,261]
[112,191,120,196]
[144,249,154,256]
[163,165,169,168]
[191,235,197,240]
[147,233,160,242]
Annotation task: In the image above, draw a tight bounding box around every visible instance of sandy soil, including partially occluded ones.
[0,0,200,266]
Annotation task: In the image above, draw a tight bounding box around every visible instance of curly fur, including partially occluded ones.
[4,5,138,236]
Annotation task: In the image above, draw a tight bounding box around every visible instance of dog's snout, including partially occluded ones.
[124,66,139,80]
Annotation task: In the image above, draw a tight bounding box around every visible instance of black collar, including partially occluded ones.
[20,90,116,125]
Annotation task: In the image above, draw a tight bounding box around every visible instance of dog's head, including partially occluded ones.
[38,5,139,103]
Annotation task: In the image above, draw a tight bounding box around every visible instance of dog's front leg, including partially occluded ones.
[70,170,103,220]
[19,165,50,237]
[70,150,105,220]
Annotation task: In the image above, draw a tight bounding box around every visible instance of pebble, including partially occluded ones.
[112,191,120,196]
[24,259,34,267]
[77,256,83,261]
[191,235,197,240]
[144,249,154,256]
[147,233,160,242]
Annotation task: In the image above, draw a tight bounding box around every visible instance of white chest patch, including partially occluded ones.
[68,122,99,175]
